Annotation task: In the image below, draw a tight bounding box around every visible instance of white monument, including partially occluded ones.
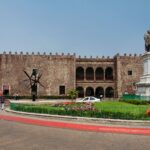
[136,30,150,96]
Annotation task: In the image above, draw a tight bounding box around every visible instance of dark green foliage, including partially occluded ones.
[6,95,71,99]
[120,99,150,105]
[67,89,78,100]
[38,95,71,99]
[122,94,150,101]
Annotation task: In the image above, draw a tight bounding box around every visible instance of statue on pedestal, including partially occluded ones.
[136,29,150,98]
[144,30,150,52]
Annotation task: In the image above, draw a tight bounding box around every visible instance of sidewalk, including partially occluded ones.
[1,108,150,136]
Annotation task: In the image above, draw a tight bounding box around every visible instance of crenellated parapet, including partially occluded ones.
[0,51,142,60]
[76,55,114,62]
[0,51,76,58]
[123,53,142,57]
[114,53,142,58]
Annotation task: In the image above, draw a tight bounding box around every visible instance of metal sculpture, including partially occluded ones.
[23,69,44,101]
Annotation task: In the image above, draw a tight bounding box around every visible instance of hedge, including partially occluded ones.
[5,95,71,99]
[120,99,150,105]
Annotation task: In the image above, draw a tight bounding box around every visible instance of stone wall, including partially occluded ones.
[0,52,143,98]
[0,52,76,96]
[115,54,143,97]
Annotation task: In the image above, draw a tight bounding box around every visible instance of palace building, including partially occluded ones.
[0,52,143,98]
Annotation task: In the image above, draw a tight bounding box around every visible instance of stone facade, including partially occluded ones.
[0,52,143,98]
[115,54,143,97]
[0,52,76,96]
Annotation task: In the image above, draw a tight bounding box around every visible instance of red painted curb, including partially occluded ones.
[0,115,150,135]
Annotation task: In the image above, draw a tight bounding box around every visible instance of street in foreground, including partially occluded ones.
[0,120,150,150]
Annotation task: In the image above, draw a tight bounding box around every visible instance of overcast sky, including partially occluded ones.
[0,0,150,57]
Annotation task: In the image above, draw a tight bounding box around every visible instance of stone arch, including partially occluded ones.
[76,86,84,98]
[105,67,113,80]
[95,87,104,98]
[95,67,104,80]
[86,67,94,80]
[76,67,84,80]
[86,87,94,96]
[105,87,114,98]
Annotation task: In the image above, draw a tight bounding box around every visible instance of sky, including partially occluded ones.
[0,0,150,57]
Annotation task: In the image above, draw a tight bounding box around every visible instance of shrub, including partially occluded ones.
[67,89,78,100]
[119,99,150,105]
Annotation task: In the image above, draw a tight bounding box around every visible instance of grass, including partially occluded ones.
[94,101,150,120]
[95,101,149,113]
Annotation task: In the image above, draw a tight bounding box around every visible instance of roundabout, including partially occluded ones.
[1,99,150,136]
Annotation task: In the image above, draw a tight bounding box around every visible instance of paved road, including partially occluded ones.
[0,119,150,150]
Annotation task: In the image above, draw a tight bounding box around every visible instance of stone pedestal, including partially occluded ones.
[136,52,150,96]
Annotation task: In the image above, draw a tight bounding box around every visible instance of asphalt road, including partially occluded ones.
[0,119,150,150]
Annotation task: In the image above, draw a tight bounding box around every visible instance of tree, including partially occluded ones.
[67,89,79,101]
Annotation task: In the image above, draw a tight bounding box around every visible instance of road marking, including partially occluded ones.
[0,115,150,135]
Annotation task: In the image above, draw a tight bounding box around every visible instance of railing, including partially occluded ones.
[122,94,150,101]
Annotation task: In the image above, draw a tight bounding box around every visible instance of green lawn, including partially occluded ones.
[95,101,149,113]
[94,101,150,120]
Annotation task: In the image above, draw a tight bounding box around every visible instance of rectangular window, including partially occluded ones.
[32,69,38,76]
[128,70,132,76]
[3,85,10,96]
[59,86,65,95]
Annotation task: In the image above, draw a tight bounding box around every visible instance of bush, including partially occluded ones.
[119,99,150,105]
[146,109,150,117]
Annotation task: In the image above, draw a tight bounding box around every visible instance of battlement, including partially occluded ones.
[0,51,76,58]
[114,53,142,58]
[76,53,142,62]
[0,51,142,60]
[76,55,114,62]
[77,55,112,59]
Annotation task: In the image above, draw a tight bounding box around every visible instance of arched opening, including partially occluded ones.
[105,87,114,98]
[95,87,104,98]
[105,67,113,80]
[76,86,84,98]
[95,68,104,80]
[76,67,84,80]
[86,87,94,96]
[86,67,94,80]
